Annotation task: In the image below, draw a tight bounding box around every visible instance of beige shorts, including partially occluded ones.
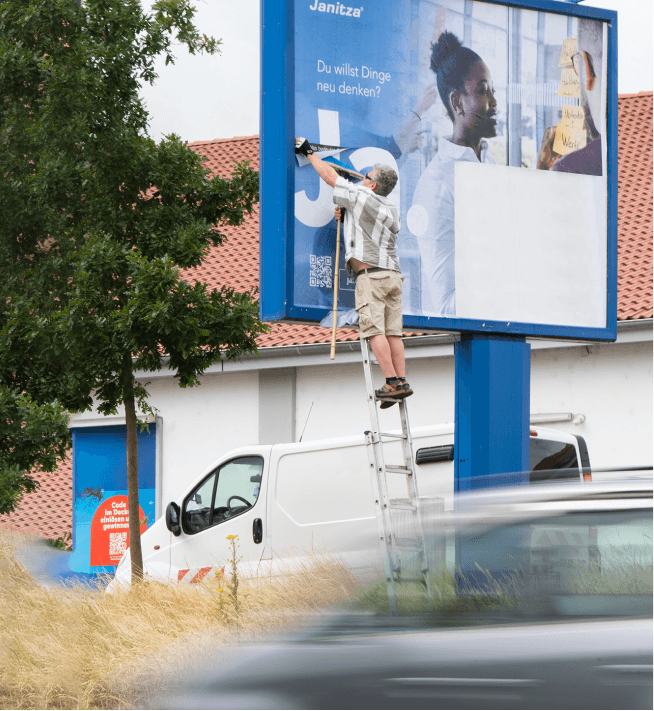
[355,270,404,339]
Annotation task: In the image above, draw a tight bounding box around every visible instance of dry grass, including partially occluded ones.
[0,531,358,709]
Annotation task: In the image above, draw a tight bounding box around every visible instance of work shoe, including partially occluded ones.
[396,379,413,397]
[375,382,402,400]
[378,380,413,409]
[376,380,414,409]
[379,398,398,409]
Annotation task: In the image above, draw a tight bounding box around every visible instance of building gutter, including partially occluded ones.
[136,318,652,378]
[245,317,653,357]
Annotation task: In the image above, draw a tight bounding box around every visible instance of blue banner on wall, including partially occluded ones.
[69,425,156,576]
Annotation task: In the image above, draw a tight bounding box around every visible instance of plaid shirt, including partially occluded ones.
[332,176,401,278]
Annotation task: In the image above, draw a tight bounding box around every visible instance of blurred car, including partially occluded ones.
[155,477,653,710]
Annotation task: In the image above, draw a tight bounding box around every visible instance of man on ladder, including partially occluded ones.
[296,138,430,611]
[295,137,413,407]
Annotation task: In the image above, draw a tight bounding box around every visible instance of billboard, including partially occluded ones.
[260,0,618,340]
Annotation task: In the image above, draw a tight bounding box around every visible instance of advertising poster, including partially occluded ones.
[89,495,148,567]
[69,426,156,575]
[291,0,611,333]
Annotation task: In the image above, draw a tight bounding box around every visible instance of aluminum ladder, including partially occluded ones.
[360,336,432,614]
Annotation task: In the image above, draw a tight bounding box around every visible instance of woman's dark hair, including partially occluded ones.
[430,31,483,121]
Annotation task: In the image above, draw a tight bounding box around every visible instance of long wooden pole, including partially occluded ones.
[330,216,342,360]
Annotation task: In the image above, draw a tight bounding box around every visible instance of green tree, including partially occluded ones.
[0,389,70,515]
[0,0,267,582]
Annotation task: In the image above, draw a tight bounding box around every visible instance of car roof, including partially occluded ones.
[459,475,651,502]
[436,476,653,527]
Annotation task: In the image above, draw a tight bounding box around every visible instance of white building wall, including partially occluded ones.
[145,371,260,504]
[295,336,652,470]
[69,370,260,512]
[530,340,652,469]
[69,323,652,516]
[295,349,457,443]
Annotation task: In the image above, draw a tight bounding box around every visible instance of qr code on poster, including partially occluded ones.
[310,254,332,288]
[109,532,128,557]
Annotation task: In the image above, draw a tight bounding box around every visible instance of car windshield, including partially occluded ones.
[339,505,652,631]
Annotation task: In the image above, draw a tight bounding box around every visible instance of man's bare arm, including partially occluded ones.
[295,137,339,188]
[306,152,338,188]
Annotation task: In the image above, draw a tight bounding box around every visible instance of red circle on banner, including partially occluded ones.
[89,495,148,567]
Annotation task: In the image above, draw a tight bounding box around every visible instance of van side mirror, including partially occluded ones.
[165,502,182,537]
[250,475,262,483]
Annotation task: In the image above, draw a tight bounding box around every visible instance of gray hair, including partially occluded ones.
[371,163,398,197]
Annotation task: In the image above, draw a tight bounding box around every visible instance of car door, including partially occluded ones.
[169,455,266,579]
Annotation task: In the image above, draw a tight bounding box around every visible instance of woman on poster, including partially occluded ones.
[409,32,499,318]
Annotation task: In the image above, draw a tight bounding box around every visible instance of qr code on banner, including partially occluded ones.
[310,254,332,288]
[109,532,128,557]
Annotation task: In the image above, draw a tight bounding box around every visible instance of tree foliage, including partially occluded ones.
[0,0,267,573]
[0,390,70,515]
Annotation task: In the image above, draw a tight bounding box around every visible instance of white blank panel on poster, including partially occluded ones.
[455,163,607,328]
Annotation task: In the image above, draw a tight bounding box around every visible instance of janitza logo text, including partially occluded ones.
[309,1,363,17]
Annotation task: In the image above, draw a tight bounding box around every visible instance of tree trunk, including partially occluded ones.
[122,352,144,584]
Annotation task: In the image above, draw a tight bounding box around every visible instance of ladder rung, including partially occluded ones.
[393,538,422,550]
[378,431,407,440]
[385,465,412,475]
[394,577,428,585]
[390,501,416,512]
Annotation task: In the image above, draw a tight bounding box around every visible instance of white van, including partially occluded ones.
[107,425,590,589]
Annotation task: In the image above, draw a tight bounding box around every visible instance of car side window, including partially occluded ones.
[212,457,263,526]
[183,473,217,534]
[526,509,652,606]
[459,508,653,614]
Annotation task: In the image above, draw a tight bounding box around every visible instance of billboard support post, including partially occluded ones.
[260,0,295,322]
[454,334,531,496]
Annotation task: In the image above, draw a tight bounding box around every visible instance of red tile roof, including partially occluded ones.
[617,92,653,320]
[183,137,260,296]
[0,452,72,540]
[3,94,651,540]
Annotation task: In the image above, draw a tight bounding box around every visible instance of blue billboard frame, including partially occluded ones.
[260,0,618,341]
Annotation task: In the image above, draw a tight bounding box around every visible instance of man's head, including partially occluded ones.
[364,164,398,197]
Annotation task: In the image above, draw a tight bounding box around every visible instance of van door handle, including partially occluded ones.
[253,518,263,544]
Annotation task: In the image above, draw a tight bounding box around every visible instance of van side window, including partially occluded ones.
[530,439,579,483]
[184,473,217,534]
[213,457,263,526]
[182,456,263,535]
